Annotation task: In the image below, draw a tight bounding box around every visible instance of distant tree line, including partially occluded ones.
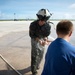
[0,19,75,21]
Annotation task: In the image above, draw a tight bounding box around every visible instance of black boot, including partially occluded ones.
[32,72,37,75]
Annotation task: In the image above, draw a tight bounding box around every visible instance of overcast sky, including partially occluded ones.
[0,0,75,19]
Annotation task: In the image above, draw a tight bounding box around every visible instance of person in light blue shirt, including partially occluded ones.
[41,20,75,75]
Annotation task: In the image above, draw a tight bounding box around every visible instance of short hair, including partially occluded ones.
[56,20,73,35]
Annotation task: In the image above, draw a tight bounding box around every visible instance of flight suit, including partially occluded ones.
[29,20,51,75]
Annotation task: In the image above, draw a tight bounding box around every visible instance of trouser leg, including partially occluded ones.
[36,48,44,69]
[31,54,38,74]
[31,39,38,74]
[31,39,45,74]
[31,48,44,74]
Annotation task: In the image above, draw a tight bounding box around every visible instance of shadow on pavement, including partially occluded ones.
[0,66,31,75]
[19,66,31,75]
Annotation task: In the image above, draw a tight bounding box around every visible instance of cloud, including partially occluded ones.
[64,13,71,19]
[0,11,2,18]
[51,11,75,19]
[63,13,75,19]
[0,11,1,15]
[69,3,75,9]
[0,11,10,19]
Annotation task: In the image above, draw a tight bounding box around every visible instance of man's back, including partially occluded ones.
[42,38,75,75]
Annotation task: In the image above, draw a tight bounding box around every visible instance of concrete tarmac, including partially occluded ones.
[0,21,48,75]
[0,31,46,75]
